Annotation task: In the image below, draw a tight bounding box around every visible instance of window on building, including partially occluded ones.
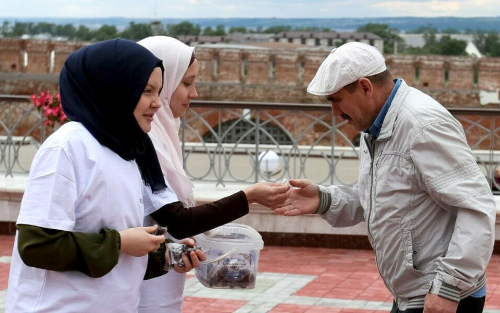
[269,60,276,78]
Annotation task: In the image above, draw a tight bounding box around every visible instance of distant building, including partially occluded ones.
[269,31,384,52]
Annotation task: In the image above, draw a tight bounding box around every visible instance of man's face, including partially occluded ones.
[326,79,378,132]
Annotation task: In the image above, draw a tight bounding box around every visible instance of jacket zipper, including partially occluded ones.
[365,134,396,299]
[365,134,375,240]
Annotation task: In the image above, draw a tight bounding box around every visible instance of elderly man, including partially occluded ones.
[275,42,496,313]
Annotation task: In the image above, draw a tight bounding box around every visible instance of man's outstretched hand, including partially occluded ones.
[273,179,320,216]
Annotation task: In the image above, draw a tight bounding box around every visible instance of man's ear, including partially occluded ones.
[358,78,373,95]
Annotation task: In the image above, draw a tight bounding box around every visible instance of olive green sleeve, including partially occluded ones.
[17,224,121,278]
[143,240,170,280]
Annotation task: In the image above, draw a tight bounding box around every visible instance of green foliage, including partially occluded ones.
[405,33,467,56]
[262,25,291,34]
[120,22,153,40]
[357,23,403,54]
[166,21,201,38]
[407,26,438,34]
[74,25,93,41]
[439,35,467,55]
[474,31,500,57]
[229,26,247,34]
[94,25,118,41]
[202,25,226,36]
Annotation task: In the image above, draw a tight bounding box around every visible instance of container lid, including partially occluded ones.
[196,223,264,251]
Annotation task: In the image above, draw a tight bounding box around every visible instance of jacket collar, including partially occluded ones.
[376,79,411,141]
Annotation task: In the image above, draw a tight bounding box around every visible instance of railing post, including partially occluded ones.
[489,116,495,188]
[255,108,260,183]
[6,102,13,177]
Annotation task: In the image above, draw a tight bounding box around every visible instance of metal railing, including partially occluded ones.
[2,95,500,192]
[0,95,45,177]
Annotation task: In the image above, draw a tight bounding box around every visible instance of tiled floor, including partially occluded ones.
[0,235,499,312]
[183,246,500,312]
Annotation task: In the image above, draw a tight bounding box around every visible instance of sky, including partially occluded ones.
[1,0,500,18]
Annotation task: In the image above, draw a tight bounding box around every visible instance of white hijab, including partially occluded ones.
[138,36,196,207]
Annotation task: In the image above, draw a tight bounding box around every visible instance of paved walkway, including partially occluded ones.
[0,236,497,313]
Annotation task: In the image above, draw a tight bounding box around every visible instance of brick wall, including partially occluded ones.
[0,39,24,72]
[3,39,500,147]
[0,39,86,74]
[478,58,500,91]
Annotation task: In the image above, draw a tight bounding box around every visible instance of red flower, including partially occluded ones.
[31,90,69,128]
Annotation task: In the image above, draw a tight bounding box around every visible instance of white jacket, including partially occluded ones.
[320,80,496,310]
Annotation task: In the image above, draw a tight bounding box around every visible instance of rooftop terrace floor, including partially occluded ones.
[0,236,498,312]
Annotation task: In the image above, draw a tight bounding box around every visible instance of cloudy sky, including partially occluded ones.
[1,0,500,18]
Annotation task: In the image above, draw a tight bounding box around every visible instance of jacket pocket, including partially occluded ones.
[401,229,425,278]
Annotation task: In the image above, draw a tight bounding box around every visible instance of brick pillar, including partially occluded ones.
[244,50,270,85]
[196,48,215,82]
[217,49,242,83]
[418,56,445,89]
[447,57,475,90]
[53,41,80,74]
[477,58,500,91]
[25,40,51,73]
[275,51,299,86]
[386,55,416,86]
[0,39,24,72]
[302,50,329,87]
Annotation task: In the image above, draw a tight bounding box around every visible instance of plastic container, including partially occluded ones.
[194,223,264,289]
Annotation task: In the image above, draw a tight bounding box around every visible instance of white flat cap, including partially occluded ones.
[307,42,386,96]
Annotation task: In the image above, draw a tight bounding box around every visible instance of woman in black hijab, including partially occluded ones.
[6,39,170,312]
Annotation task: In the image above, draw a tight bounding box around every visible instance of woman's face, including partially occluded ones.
[170,59,199,118]
[134,67,162,133]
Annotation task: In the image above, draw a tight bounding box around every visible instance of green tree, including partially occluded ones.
[166,21,201,38]
[484,32,500,57]
[473,30,487,52]
[472,31,500,56]
[74,25,93,41]
[10,22,33,37]
[94,25,118,41]
[357,23,403,54]
[405,33,467,56]
[120,22,152,40]
[263,25,291,34]
[439,35,467,55]
[55,24,76,38]
[229,26,247,34]
[1,21,10,36]
[34,22,56,35]
[202,26,214,35]
[213,25,226,36]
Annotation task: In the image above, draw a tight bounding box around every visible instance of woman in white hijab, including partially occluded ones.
[138,36,288,312]
[137,36,197,313]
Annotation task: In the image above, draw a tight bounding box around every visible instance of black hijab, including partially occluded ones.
[59,39,167,193]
